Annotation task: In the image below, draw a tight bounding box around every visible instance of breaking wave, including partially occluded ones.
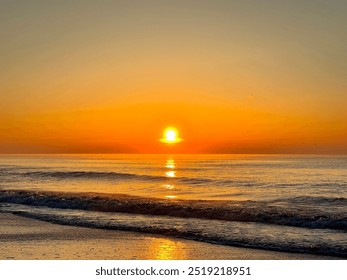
[0,190,345,231]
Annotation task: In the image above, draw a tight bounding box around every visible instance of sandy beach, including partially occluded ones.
[0,213,340,260]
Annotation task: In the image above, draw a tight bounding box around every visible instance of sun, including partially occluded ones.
[160,127,182,144]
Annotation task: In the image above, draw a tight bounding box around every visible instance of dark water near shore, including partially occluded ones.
[0,154,346,257]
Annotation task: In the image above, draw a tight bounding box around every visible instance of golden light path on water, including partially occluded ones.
[163,158,177,199]
[148,238,187,260]
[165,159,175,169]
[165,171,175,178]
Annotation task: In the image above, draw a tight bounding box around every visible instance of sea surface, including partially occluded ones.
[0,154,346,257]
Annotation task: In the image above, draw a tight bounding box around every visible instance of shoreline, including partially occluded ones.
[0,213,341,260]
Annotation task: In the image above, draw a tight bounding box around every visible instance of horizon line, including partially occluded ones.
[1,152,347,156]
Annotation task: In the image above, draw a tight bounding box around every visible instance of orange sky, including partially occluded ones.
[1,1,347,154]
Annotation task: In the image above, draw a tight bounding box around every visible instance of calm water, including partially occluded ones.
[0,154,346,257]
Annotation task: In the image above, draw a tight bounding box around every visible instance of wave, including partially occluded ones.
[9,170,260,187]
[0,190,346,231]
[8,169,345,189]
[3,206,346,258]
[23,170,215,185]
[26,170,165,181]
[272,196,347,206]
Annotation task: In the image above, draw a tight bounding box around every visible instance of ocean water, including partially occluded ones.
[0,154,346,257]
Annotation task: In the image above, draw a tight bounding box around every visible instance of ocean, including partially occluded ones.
[0,154,346,257]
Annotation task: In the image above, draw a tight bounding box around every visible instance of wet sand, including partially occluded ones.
[0,213,339,260]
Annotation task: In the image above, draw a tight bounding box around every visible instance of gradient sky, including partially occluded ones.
[1,0,346,153]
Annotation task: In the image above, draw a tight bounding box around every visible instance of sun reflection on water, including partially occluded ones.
[165,159,175,169]
[148,237,187,260]
[165,195,177,199]
[163,184,175,190]
[163,158,177,199]
[165,171,176,177]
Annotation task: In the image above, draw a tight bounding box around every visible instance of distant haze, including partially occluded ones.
[1,0,346,154]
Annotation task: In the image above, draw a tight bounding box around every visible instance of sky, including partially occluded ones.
[1,0,346,154]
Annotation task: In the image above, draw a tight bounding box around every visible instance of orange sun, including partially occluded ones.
[160,127,182,144]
